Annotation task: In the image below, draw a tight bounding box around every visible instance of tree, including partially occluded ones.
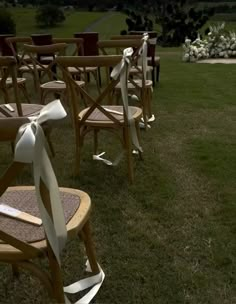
[122,0,215,46]
[36,5,65,28]
[0,8,16,35]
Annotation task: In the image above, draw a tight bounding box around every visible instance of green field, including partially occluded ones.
[0,8,236,304]
[9,8,106,37]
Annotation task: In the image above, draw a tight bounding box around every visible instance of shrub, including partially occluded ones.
[36,5,65,28]
[0,8,16,35]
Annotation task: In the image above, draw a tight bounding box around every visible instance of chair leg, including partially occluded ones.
[156,64,160,82]
[82,221,100,274]
[47,247,65,303]
[152,66,155,87]
[93,129,99,155]
[98,67,102,87]
[147,87,153,119]
[75,127,83,175]
[135,120,143,161]
[124,127,134,183]
[11,264,20,278]
[20,83,31,104]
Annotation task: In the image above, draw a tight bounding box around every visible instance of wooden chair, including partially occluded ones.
[5,37,33,103]
[0,116,101,303]
[6,37,47,91]
[0,34,15,56]
[98,39,153,128]
[23,43,82,105]
[52,37,98,91]
[31,33,54,64]
[74,32,101,86]
[0,56,54,155]
[130,31,160,85]
[56,55,143,182]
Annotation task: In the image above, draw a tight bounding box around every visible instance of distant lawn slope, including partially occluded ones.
[9,8,105,37]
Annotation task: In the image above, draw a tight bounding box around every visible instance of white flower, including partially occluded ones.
[183,53,190,61]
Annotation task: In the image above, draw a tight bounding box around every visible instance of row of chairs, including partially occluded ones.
[0,36,158,302]
[0,34,156,182]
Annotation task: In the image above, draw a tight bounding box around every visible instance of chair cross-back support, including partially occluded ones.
[23,43,67,104]
[6,37,41,91]
[0,56,55,155]
[56,54,143,182]
[4,37,33,103]
[98,39,154,128]
[52,37,84,56]
[0,106,103,303]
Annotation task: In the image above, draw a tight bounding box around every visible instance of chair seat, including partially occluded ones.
[0,186,91,261]
[19,64,47,72]
[68,66,98,74]
[129,65,153,74]
[0,103,43,118]
[40,80,85,90]
[147,56,160,66]
[79,105,142,126]
[0,77,26,85]
[115,79,153,90]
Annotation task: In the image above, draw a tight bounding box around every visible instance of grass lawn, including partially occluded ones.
[0,49,236,303]
[9,8,105,37]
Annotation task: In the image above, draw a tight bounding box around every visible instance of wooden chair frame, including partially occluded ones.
[0,151,99,303]
[56,55,143,182]
[23,43,67,104]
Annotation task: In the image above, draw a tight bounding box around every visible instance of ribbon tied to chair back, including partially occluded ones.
[14,99,105,304]
[111,47,143,153]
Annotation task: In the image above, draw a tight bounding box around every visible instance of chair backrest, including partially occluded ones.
[98,39,142,57]
[0,56,22,116]
[31,33,53,46]
[129,31,157,58]
[31,34,54,61]
[111,35,143,41]
[6,37,33,63]
[74,32,99,56]
[23,43,67,87]
[0,34,15,56]
[98,39,146,86]
[52,37,84,56]
[56,55,129,129]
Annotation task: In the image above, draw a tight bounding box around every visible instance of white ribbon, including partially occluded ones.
[93,47,142,166]
[111,47,142,152]
[14,99,105,304]
[15,99,67,264]
[139,33,149,83]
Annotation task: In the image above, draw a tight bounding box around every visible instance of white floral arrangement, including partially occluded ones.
[182,23,236,62]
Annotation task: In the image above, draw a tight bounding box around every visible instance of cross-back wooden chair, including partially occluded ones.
[74,32,102,87]
[0,114,101,303]
[6,36,42,91]
[56,54,143,182]
[23,43,72,105]
[0,56,42,117]
[0,56,54,155]
[53,37,98,90]
[1,37,33,104]
[98,39,153,129]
